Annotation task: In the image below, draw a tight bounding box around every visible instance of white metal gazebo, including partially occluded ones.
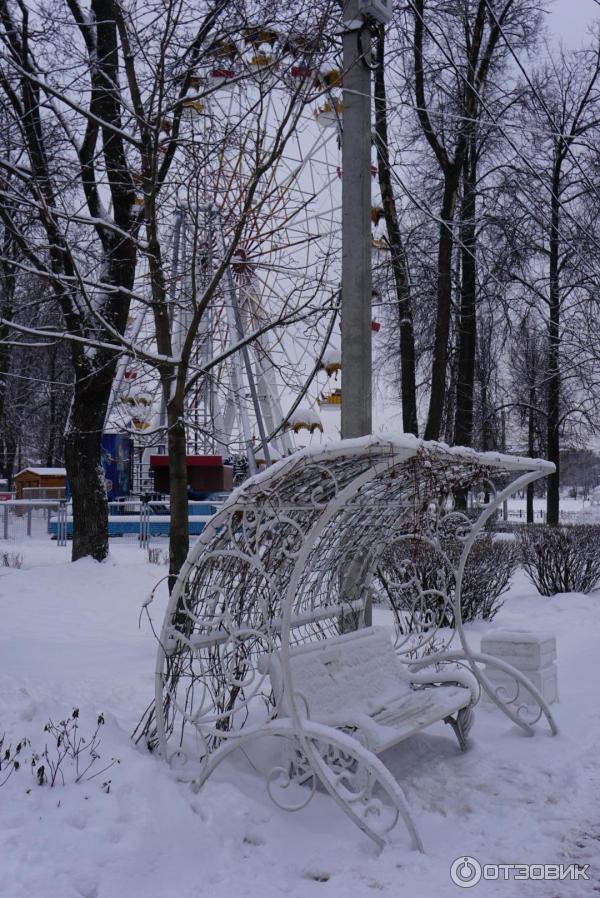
[143,435,557,850]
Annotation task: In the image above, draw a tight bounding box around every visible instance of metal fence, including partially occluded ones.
[504,508,547,523]
[0,500,160,550]
[503,508,591,524]
[0,501,60,541]
[22,487,66,501]
[0,497,586,545]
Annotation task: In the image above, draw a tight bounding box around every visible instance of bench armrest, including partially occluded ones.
[408,666,479,705]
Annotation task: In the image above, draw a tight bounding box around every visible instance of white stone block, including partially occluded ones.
[480,629,556,671]
[482,664,558,706]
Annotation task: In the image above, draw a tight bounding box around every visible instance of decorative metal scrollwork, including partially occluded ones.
[143,436,557,853]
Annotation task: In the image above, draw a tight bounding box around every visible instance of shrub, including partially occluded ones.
[147,547,168,566]
[1,551,23,569]
[517,524,600,596]
[0,734,28,786]
[458,537,517,623]
[375,533,517,626]
[1,710,118,791]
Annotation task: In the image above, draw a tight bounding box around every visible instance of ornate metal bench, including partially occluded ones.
[139,435,558,852]
[262,626,477,752]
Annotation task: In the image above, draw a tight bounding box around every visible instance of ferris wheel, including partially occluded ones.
[108,24,388,471]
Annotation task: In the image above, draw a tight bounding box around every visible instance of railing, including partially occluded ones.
[43,499,212,549]
[504,508,547,522]
[1,500,62,540]
[139,502,150,548]
[498,505,596,526]
[22,487,66,501]
[56,502,68,547]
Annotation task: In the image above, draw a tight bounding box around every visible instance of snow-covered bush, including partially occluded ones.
[459,536,517,623]
[1,551,23,568]
[376,534,517,626]
[518,524,600,595]
[147,547,168,566]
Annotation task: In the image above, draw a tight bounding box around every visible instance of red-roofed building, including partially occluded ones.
[149,455,233,494]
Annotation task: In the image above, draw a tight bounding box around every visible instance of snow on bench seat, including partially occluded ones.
[263,626,475,753]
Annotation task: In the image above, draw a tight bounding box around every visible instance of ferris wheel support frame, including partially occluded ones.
[110,57,347,474]
[239,281,294,458]
[213,210,272,473]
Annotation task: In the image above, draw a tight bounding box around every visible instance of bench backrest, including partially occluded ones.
[267,627,411,719]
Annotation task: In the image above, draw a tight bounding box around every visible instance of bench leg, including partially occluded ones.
[444,706,474,752]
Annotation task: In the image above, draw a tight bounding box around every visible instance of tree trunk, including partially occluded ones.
[454,137,477,447]
[373,27,418,436]
[546,164,561,526]
[479,369,490,453]
[167,398,190,589]
[64,377,112,561]
[3,431,16,490]
[526,383,535,524]
[45,345,58,466]
[425,173,459,440]
[0,239,15,479]
[0,327,11,478]
[444,319,458,445]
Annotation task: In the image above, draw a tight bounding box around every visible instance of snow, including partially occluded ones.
[15,467,67,478]
[2,500,63,508]
[255,446,282,464]
[288,406,323,428]
[1,541,599,897]
[321,347,341,363]
[243,432,555,497]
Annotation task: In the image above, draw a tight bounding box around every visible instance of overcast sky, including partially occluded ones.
[549,0,599,46]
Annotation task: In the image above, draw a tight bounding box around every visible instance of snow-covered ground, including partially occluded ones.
[1,539,599,897]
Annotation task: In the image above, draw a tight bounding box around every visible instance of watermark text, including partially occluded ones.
[450,856,590,888]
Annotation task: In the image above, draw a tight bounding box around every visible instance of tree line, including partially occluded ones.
[372,0,600,525]
[0,0,599,577]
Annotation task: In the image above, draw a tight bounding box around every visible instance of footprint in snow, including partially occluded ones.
[74,877,99,898]
[242,832,265,846]
[303,871,331,882]
[64,811,88,831]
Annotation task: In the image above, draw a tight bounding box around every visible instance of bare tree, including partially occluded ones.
[373,24,418,436]
[0,0,340,576]
[501,44,600,522]
[509,313,546,521]
[408,0,526,439]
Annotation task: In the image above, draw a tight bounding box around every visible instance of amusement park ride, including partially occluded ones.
[105,4,389,496]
